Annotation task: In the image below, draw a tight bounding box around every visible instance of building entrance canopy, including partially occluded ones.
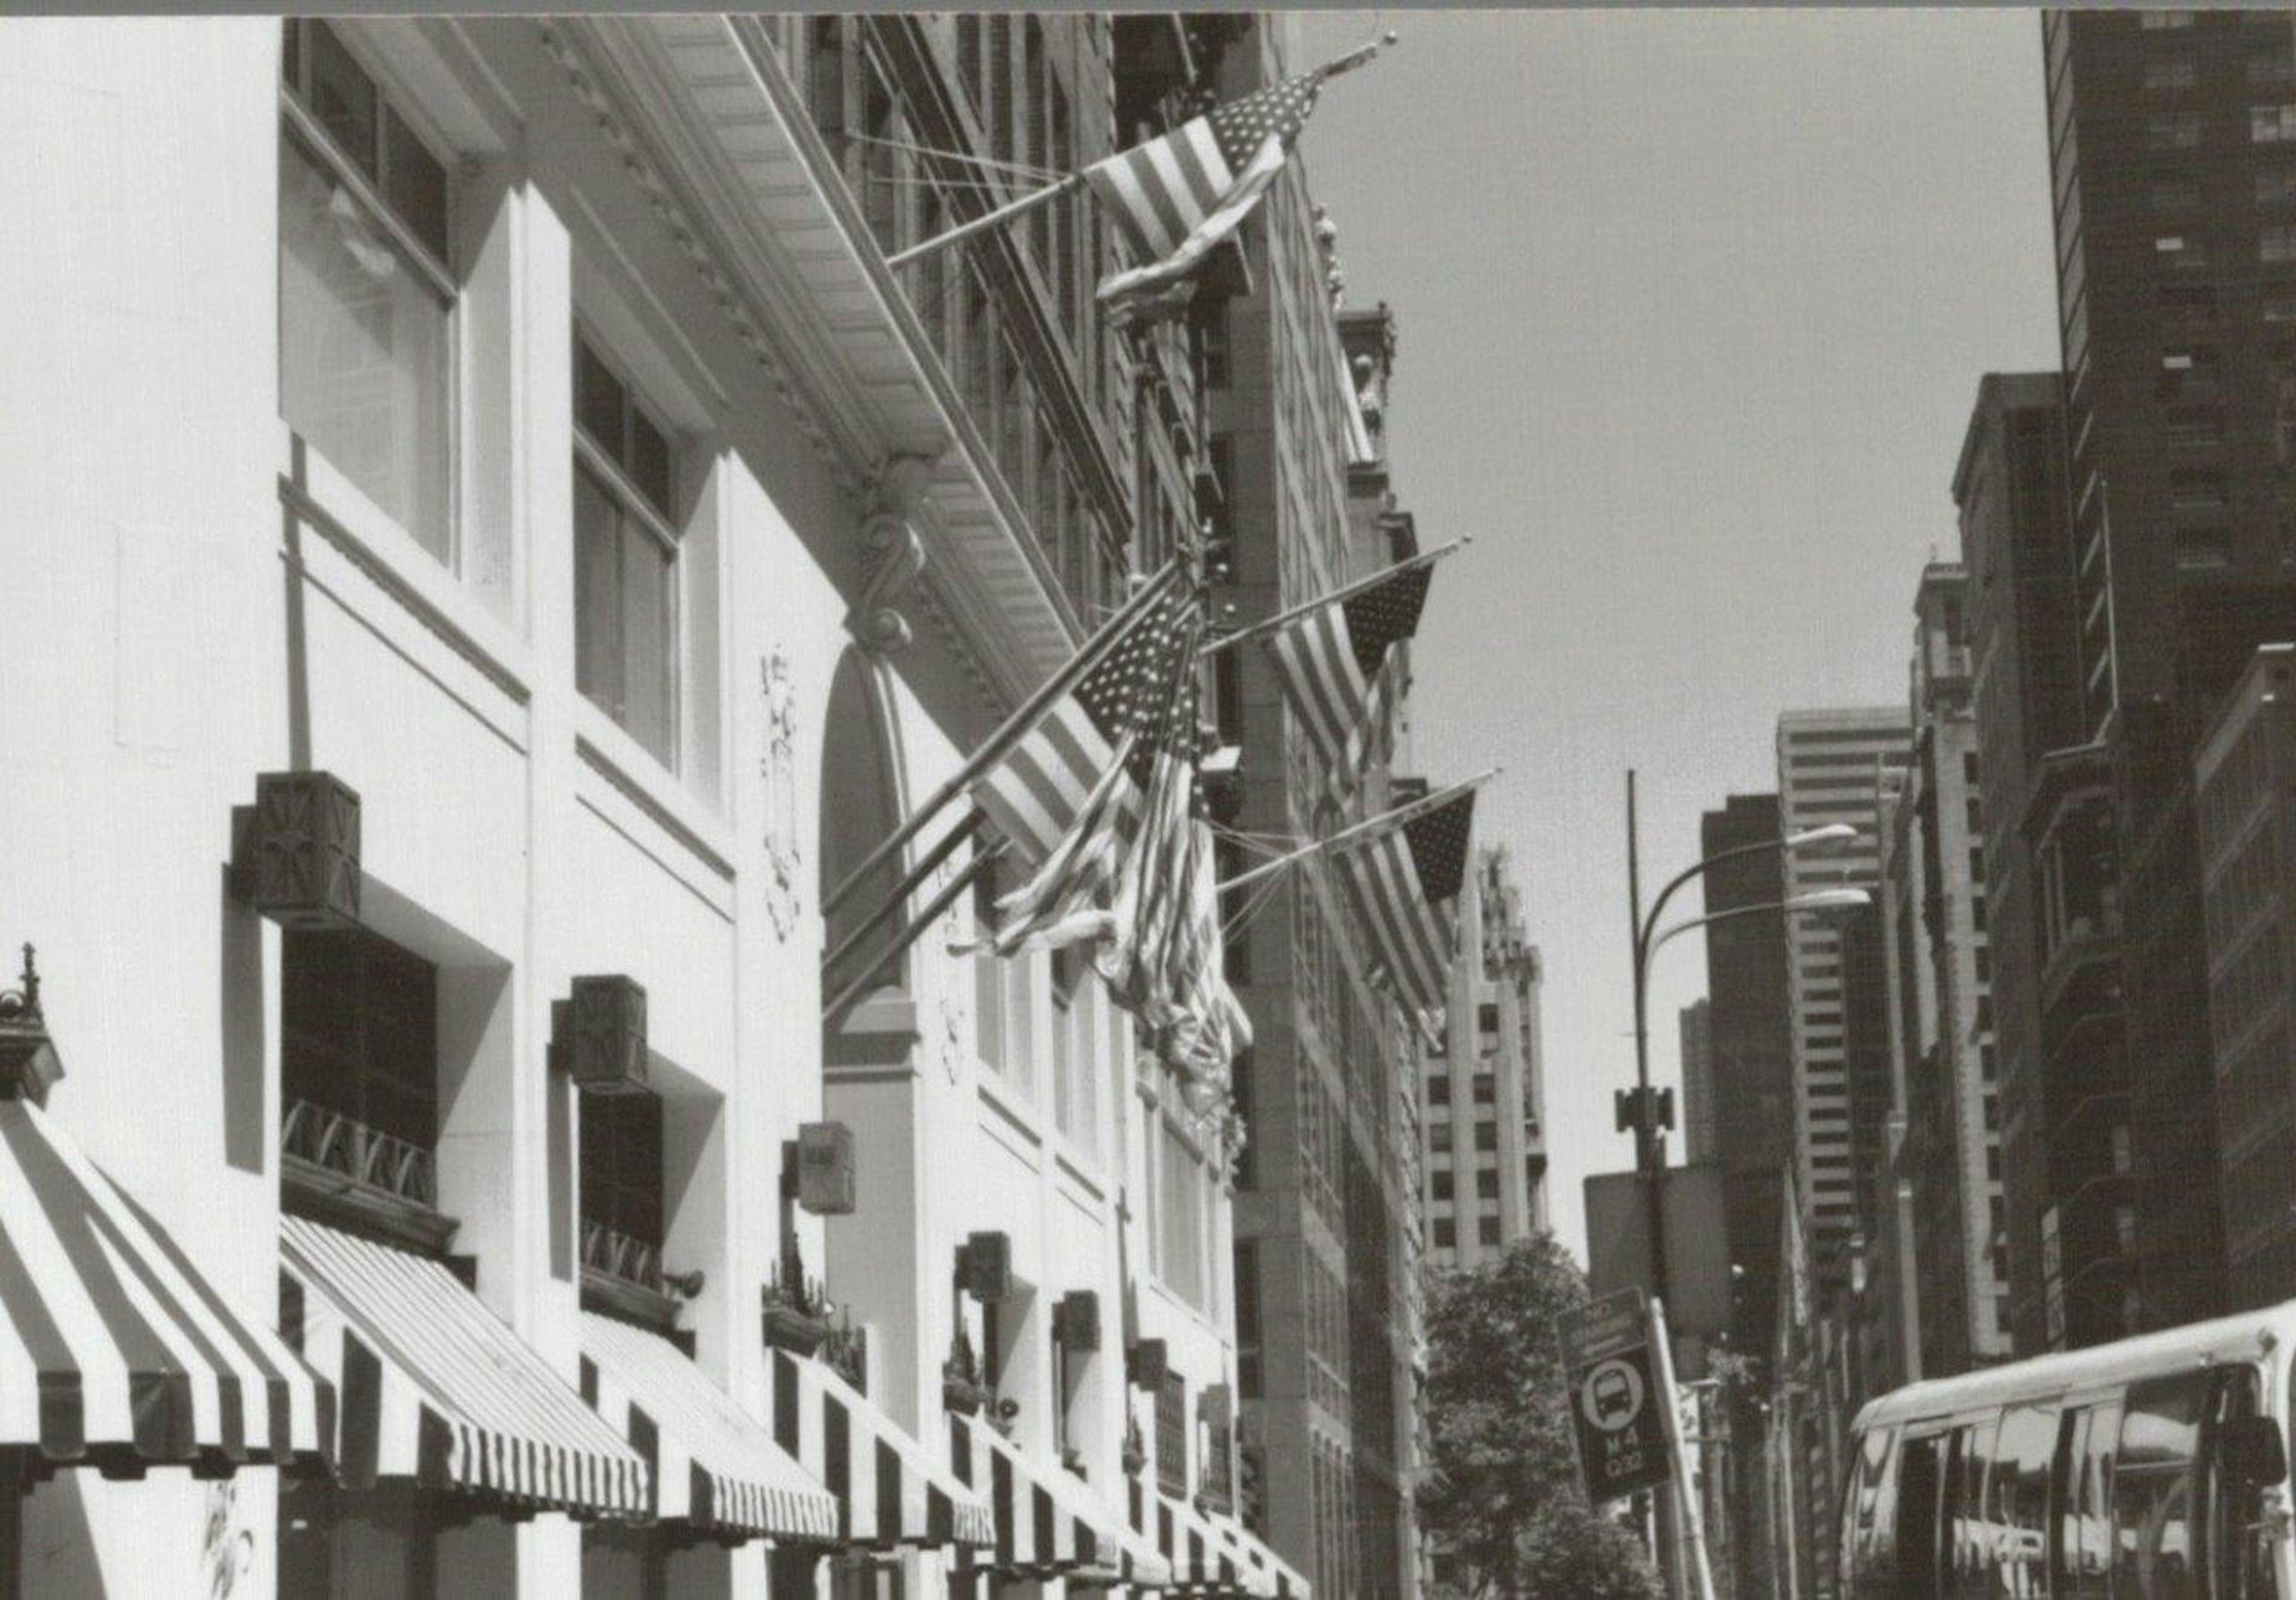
[0,1098,334,1477]
[578,1311,839,1541]
[280,1216,648,1518]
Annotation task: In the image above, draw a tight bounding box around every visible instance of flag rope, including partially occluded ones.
[842,130,1067,185]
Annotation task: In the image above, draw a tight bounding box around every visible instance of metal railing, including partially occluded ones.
[582,1219,664,1295]
[281,1097,436,1208]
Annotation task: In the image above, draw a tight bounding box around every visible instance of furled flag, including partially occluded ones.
[1259,560,1432,795]
[976,601,1204,955]
[1087,71,1329,322]
[973,573,1195,872]
[1333,787,1476,1019]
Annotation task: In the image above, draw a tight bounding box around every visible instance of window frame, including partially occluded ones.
[571,324,686,772]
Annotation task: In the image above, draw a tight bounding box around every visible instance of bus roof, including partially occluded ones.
[1852,1303,2289,1433]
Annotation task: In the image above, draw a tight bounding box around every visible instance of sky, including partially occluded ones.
[1292,9,2063,1262]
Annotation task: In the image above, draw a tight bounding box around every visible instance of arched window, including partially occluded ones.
[819,649,908,1006]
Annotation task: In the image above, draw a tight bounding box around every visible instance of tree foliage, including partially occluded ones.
[1418,1232,1663,1599]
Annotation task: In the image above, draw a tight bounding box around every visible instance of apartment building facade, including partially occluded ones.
[0,14,1313,1597]
[1776,709,1911,1302]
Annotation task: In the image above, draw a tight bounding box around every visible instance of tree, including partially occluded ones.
[1418,1232,1663,1599]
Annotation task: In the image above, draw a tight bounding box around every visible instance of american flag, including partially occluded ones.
[1088,72,1327,319]
[973,574,1194,873]
[1261,561,1431,793]
[978,599,1203,955]
[1333,789,1476,1019]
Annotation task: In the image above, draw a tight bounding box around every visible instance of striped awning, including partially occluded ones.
[1131,1477,1248,1596]
[280,1216,647,1518]
[578,1311,838,1542]
[1214,1514,1307,1599]
[945,1410,1172,1587]
[0,1098,334,1475]
[762,1345,994,1550]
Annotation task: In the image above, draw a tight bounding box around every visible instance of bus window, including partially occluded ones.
[1899,1431,1947,1598]
[2208,1364,2279,1600]
[1990,1403,2056,1598]
[1949,1413,1998,1598]
[1842,1426,1892,1593]
[2054,1400,2121,1598]
[2114,1372,2206,1599]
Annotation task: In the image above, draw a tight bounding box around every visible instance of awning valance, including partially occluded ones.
[0,1098,333,1475]
[762,1345,995,1550]
[1214,1513,1307,1598]
[1131,1478,1248,1596]
[280,1216,646,1518]
[578,1311,838,1543]
[945,1410,1173,1587]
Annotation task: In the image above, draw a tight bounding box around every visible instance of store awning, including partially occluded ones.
[0,1098,333,1475]
[762,1345,994,1550]
[280,1216,646,1519]
[578,1311,838,1543]
[945,1410,1172,1587]
[1130,1477,1248,1596]
[1214,1513,1308,1599]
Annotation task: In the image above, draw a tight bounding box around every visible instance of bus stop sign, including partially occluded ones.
[1558,1287,1671,1503]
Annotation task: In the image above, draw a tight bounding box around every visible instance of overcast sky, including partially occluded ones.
[1292,9,2062,1262]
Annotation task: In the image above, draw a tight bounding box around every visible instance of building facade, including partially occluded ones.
[0,13,1323,1598]
[1775,709,1911,1303]
[1211,23,1428,1598]
[1877,564,2011,1383]
[1950,372,2108,1357]
[1420,845,1547,1272]
[2034,5,2296,1333]
[2195,644,2296,1302]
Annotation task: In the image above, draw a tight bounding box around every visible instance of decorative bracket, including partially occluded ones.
[846,454,936,654]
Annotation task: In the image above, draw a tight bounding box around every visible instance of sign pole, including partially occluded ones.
[1648,1297,1717,1600]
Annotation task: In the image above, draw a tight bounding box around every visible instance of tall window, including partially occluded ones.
[1156,1372,1187,1497]
[573,331,681,768]
[1051,949,1097,1151]
[1157,1117,1208,1310]
[279,20,454,558]
[581,1090,665,1292]
[280,927,440,1207]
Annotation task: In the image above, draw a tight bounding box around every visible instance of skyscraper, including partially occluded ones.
[2035,5,2296,1329]
[1777,709,1912,1300]
[1680,998,1717,1167]
[1952,372,2123,1354]
[1421,845,1547,1273]
[1878,564,2012,1379]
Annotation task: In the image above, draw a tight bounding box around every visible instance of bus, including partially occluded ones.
[1839,1303,2294,1597]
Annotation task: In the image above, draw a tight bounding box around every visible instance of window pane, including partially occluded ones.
[627,407,675,519]
[306,22,378,178]
[280,133,451,558]
[575,463,624,716]
[381,106,449,264]
[619,519,676,768]
[576,336,625,456]
[2114,1377,2204,1599]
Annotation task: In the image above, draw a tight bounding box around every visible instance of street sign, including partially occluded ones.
[1558,1287,1671,1503]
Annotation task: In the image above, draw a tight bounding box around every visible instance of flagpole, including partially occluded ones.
[884,172,1086,271]
[824,841,1008,1022]
[1215,769,1499,895]
[823,560,1181,917]
[1195,539,1468,659]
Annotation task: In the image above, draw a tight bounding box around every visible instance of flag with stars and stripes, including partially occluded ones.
[1260,560,1431,800]
[1087,71,1328,321]
[1333,788,1477,1019]
[977,600,1204,955]
[972,575,1195,874]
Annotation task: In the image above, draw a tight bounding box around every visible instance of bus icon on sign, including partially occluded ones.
[1580,1358,1645,1433]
